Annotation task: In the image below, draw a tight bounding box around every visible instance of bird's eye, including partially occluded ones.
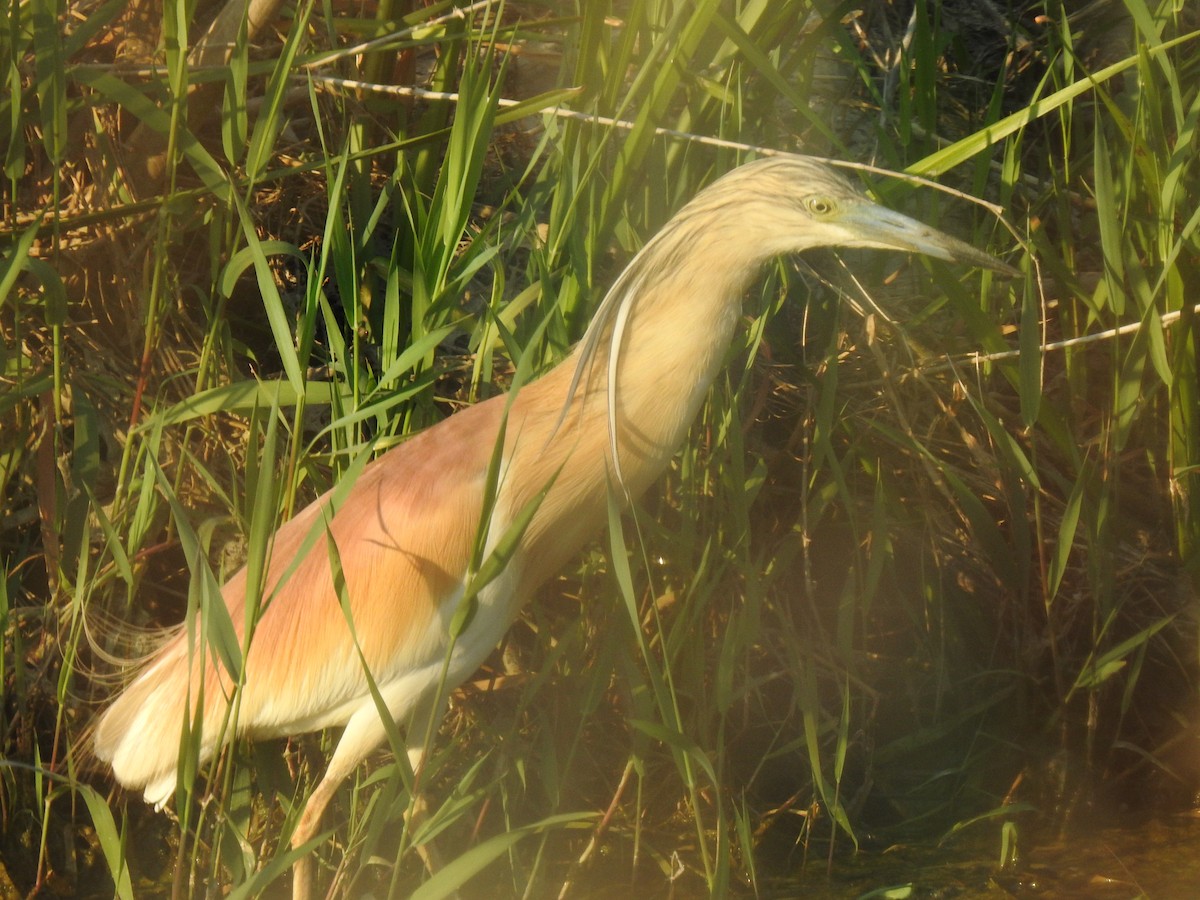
[806,197,836,216]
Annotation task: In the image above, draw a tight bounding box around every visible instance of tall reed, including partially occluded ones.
[1,1,1197,895]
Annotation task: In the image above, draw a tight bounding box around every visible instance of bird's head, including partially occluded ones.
[698,156,1019,277]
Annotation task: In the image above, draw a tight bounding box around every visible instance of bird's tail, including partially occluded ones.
[92,629,233,807]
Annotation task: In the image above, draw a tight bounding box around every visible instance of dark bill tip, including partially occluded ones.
[848,204,1022,279]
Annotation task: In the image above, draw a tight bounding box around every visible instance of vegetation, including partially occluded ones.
[2,0,1198,896]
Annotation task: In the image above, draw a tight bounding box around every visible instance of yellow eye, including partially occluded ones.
[806,197,836,216]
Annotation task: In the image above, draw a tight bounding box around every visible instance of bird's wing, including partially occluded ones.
[94,396,507,800]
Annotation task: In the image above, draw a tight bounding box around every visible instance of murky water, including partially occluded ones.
[759,815,1200,899]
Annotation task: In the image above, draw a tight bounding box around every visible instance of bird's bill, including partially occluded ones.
[844,203,1021,277]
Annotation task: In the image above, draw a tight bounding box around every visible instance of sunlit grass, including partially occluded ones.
[2,0,1198,896]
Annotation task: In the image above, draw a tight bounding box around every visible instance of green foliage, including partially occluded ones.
[2,0,1198,897]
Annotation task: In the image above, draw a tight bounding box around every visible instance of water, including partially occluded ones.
[759,814,1200,899]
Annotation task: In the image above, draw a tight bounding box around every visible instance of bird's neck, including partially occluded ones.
[574,262,750,484]
[499,246,761,589]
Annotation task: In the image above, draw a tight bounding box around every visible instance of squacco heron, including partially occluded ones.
[94,156,1016,897]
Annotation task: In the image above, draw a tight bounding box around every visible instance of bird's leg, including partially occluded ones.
[288,690,448,900]
[289,710,394,900]
[403,689,447,875]
[289,753,361,900]
[406,749,444,876]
